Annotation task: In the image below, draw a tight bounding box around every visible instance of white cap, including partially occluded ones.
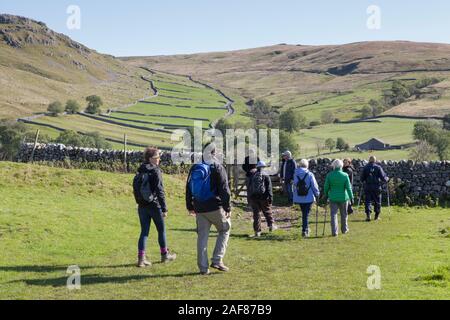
[256,161,267,168]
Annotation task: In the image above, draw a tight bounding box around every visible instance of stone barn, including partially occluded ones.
[355,138,390,151]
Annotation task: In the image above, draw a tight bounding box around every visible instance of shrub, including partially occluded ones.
[336,137,347,151]
[65,100,81,114]
[321,110,335,124]
[279,108,306,133]
[0,120,30,160]
[85,95,103,114]
[279,130,299,158]
[325,138,335,153]
[47,101,64,116]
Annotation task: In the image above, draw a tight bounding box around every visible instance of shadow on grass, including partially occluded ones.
[10,272,211,287]
[0,264,136,273]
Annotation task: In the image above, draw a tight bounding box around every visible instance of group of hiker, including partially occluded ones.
[133,145,389,275]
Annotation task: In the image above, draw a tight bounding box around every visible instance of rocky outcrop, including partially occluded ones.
[0,14,90,53]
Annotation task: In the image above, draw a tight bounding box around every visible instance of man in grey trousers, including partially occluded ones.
[186,144,232,275]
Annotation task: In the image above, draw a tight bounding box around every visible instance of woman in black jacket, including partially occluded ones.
[133,147,176,268]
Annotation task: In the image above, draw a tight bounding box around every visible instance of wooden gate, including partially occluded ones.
[226,163,282,199]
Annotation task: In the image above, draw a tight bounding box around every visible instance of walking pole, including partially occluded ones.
[356,184,364,214]
[386,183,391,215]
[315,202,319,238]
[322,202,328,237]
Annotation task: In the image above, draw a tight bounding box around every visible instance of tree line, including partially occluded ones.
[47,95,104,116]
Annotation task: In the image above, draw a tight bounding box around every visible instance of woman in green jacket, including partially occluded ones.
[324,159,354,237]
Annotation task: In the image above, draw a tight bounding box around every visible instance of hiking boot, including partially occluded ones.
[269,225,279,232]
[211,262,229,272]
[161,250,177,263]
[137,257,152,268]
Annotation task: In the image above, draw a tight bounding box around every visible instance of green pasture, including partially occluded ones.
[0,162,448,299]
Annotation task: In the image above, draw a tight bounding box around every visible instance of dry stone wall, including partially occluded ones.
[18,143,450,201]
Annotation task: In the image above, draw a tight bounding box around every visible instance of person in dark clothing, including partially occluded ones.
[343,158,355,215]
[361,156,389,222]
[242,149,260,176]
[279,151,297,205]
[133,147,176,268]
[248,161,278,237]
[186,144,232,275]
[242,149,260,209]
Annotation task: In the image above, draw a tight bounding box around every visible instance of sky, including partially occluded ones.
[1,0,450,57]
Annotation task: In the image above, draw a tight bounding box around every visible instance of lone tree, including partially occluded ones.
[0,120,29,161]
[47,101,64,117]
[336,137,347,151]
[251,99,279,128]
[315,139,325,156]
[279,130,299,158]
[325,138,336,153]
[321,110,335,124]
[361,105,373,119]
[65,100,81,114]
[279,108,306,133]
[369,99,384,117]
[85,95,103,114]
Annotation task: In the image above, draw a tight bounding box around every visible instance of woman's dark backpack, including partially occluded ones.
[133,172,155,205]
[296,174,310,197]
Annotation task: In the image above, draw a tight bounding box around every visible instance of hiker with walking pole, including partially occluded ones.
[323,159,354,237]
[293,159,320,238]
[361,156,389,222]
[279,151,297,206]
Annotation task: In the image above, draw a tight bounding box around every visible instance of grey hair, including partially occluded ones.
[332,159,344,170]
[299,159,309,168]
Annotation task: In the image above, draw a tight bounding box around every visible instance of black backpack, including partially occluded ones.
[296,174,310,197]
[367,167,378,185]
[248,171,266,197]
[133,172,155,205]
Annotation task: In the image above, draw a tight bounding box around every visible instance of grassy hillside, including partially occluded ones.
[0,162,448,299]
[22,70,231,149]
[125,42,450,121]
[0,14,149,119]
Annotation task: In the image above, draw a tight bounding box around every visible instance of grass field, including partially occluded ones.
[0,162,448,300]
[296,117,421,160]
[23,70,230,149]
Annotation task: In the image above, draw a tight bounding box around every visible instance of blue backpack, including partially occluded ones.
[189,163,216,202]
